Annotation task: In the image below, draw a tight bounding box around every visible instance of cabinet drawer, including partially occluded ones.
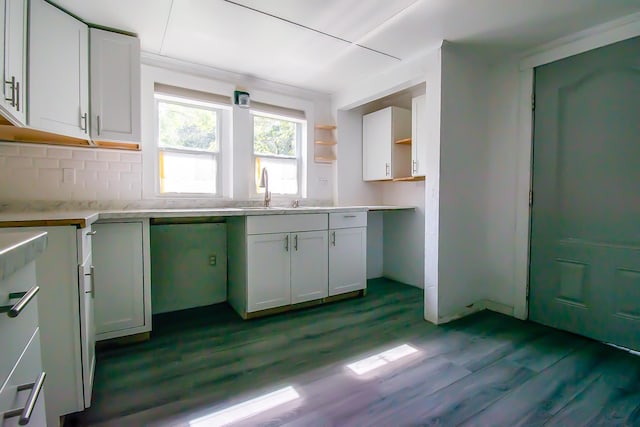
[0,329,46,427]
[77,225,94,264]
[247,214,328,235]
[0,263,38,385]
[329,212,367,229]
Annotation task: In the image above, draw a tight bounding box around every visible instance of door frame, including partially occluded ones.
[512,12,640,319]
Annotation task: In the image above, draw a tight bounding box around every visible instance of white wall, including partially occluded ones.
[150,223,227,313]
[436,45,491,320]
[382,181,425,288]
[485,60,522,313]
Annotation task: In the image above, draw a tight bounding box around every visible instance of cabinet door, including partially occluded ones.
[291,230,328,304]
[90,28,141,142]
[78,254,95,408]
[29,0,89,138]
[247,233,291,312]
[412,94,427,177]
[329,227,367,296]
[0,0,26,125]
[92,222,145,338]
[363,108,392,181]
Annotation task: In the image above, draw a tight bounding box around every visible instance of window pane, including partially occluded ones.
[160,150,217,194]
[253,115,296,157]
[255,157,298,195]
[158,101,218,152]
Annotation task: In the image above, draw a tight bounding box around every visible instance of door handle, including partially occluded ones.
[294,234,298,251]
[412,160,417,174]
[4,76,15,107]
[385,163,390,176]
[85,266,95,298]
[97,115,101,136]
[80,112,88,133]
[331,231,336,246]
[284,235,289,252]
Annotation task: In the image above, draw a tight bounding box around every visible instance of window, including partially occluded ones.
[252,111,305,196]
[155,93,223,195]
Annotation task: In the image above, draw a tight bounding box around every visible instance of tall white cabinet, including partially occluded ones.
[90,28,141,142]
[0,0,27,125]
[362,106,411,181]
[29,0,89,138]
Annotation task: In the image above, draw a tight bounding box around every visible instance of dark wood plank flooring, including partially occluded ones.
[66,278,640,426]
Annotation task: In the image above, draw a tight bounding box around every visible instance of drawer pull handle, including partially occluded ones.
[343,215,357,218]
[0,286,39,318]
[3,372,46,425]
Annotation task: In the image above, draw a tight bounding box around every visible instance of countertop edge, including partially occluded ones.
[0,206,416,227]
[0,231,48,281]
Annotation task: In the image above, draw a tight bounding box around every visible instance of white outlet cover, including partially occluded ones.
[63,168,76,184]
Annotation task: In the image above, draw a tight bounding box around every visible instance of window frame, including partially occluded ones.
[250,110,305,198]
[154,93,225,197]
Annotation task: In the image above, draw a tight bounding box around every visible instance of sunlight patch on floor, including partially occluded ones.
[189,386,300,427]
[346,344,420,376]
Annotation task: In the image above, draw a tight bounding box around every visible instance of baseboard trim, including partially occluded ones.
[437,299,515,324]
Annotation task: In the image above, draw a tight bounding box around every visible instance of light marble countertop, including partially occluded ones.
[0,205,415,228]
[0,230,47,280]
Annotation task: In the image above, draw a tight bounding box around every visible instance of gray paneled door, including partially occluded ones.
[529,37,640,351]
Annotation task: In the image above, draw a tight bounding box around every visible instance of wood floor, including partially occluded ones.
[66,278,640,427]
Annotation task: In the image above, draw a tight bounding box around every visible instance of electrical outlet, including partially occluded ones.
[209,255,217,266]
[63,168,75,184]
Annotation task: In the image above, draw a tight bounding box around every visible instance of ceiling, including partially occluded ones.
[55,0,640,94]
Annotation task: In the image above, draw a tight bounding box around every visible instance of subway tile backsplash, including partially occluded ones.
[0,142,142,201]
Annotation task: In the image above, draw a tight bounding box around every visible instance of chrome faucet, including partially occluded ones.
[259,167,271,207]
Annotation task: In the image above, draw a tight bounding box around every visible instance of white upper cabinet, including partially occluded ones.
[412,94,427,177]
[90,28,141,143]
[362,106,411,181]
[0,0,27,125]
[29,0,89,138]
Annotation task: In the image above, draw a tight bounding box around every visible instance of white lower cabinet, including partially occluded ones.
[291,231,328,304]
[329,227,367,296]
[92,220,150,340]
[230,214,330,317]
[328,212,367,296]
[6,226,94,426]
[247,230,328,312]
[247,233,291,312]
[229,212,365,318]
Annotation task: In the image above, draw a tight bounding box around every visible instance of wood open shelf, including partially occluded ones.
[392,176,425,182]
[314,155,336,163]
[314,140,337,146]
[395,138,412,145]
[315,124,337,130]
